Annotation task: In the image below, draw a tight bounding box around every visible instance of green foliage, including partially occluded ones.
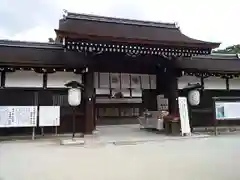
[48,38,55,43]
[213,44,240,54]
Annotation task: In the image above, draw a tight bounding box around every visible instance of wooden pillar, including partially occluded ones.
[83,70,95,134]
[156,59,178,114]
[1,71,5,88]
[167,68,178,114]
[226,77,229,91]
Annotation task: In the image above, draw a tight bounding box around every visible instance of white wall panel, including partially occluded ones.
[178,76,200,89]
[5,71,43,88]
[121,73,130,88]
[99,73,110,88]
[95,88,110,95]
[204,76,226,90]
[141,74,150,89]
[47,72,82,88]
[229,78,240,90]
[150,75,156,89]
[94,72,99,88]
[131,74,141,89]
[110,73,120,89]
[132,89,142,97]
[121,89,131,97]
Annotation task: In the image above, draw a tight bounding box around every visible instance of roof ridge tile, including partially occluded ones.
[65,11,177,29]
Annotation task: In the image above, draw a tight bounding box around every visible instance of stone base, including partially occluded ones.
[60,138,85,146]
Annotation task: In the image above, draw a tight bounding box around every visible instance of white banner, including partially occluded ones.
[121,73,130,88]
[94,72,99,88]
[99,73,110,88]
[150,75,156,89]
[0,106,37,128]
[178,97,191,135]
[141,74,150,89]
[131,74,141,89]
[39,106,60,127]
[110,73,120,88]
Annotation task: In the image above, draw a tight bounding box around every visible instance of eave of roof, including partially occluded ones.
[57,11,220,49]
[192,53,240,60]
[177,53,240,72]
[0,39,63,50]
[0,40,87,68]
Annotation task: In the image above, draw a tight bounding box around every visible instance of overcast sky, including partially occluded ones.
[0,0,239,48]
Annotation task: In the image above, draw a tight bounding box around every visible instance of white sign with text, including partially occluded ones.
[39,106,60,127]
[178,97,191,135]
[0,106,37,128]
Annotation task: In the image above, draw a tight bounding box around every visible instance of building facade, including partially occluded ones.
[0,11,223,136]
[177,54,240,127]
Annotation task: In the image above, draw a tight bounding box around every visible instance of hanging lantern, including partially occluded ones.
[68,88,81,106]
[188,90,200,106]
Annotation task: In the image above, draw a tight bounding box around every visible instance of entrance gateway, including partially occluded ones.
[0,11,221,136]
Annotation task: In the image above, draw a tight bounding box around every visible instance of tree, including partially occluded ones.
[213,44,240,54]
[48,38,55,43]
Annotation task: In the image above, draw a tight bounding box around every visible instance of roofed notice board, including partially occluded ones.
[215,101,240,120]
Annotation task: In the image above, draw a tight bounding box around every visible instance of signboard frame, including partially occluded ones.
[213,97,240,135]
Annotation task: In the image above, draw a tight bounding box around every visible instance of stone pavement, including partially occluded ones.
[1,134,240,180]
[0,124,210,147]
[84,124,210,146]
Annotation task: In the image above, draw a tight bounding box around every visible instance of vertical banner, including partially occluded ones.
[39,106,60,127]
[141,74,150,89]
[131,74,141,89]
[99,73,110,88]
[150,75,156,89]
[110,73,120,89]
[94,72,99,88]
[178,97,191,135]
[121,73,130,88]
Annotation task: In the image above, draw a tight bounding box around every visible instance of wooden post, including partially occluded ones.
[72,106,76,139]
[167,68,178,115]
[83,71,95,134]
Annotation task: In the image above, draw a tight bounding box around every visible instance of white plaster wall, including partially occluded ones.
[204,77,226,90]
[5,71,43,88]
[229,78,240,90]
[47,72,82,88]
[178,76,201,89]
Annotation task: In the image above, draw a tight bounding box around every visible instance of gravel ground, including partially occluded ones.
[1,135,240,180]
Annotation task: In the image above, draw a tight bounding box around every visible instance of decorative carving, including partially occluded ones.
[65,39,211,57]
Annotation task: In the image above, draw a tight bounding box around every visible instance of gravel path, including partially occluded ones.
[0,135,240,180]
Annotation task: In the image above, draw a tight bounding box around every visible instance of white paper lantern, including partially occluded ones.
[188,90,200,106]
[68,88,81,106]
